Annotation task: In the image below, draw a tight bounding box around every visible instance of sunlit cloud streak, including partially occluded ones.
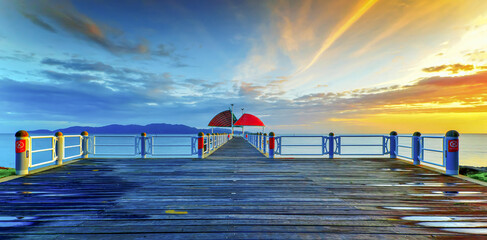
[423,64,475,74]
[294,70,487,115]
[295,0,379,75]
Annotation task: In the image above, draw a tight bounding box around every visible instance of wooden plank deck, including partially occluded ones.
[1,137,487,239]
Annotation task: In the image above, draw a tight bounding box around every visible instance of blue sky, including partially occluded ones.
[1,0,487,134]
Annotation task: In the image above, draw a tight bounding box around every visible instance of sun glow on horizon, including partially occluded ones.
[329,112,487,134]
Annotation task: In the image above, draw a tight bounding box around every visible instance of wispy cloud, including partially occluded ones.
[16,0,179,58]
[465,50,487,62]
[352,1,454,57]
[39,57,228,97]
[422,64,475,74]
[19,11,56,32]
[295,0,379,75]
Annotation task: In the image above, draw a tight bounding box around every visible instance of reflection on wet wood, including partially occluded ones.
[1,137,486,238]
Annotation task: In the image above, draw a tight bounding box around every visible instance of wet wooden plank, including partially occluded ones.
[0,137,487,238]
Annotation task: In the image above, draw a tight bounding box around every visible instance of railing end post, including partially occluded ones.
[81,131,89,159]
[269,132,275,158]
[445,130,459,175]
[328,132,334,159]
[55,131,64,165]
[140,132,147,158]
[389,131,397,159]
[412,132,421,165]
[15,130,29,175]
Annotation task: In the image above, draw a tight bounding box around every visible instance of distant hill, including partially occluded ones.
[29,123,236,135]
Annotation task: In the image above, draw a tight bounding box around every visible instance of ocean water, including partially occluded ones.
[1,133,486,168]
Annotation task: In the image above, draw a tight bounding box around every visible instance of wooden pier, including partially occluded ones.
[1,137,487,239]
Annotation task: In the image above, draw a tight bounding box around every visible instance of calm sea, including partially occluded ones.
[1,133,486,168]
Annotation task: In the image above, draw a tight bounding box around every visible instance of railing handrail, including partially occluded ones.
[339,135,385,137]
[30,136,56,139]
[63,135,83,138]
[93,135,137,137]
[28,136,56,168]
[15,131,232,175]
[244,131,459,175]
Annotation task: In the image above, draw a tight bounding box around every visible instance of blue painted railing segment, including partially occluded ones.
[277,135,327,156]
[322,137,329,155]
[92,135,139,156]
[191,137,198,155]
[336,135,387,156]
[275,137,281,155]
[420,136,446,167]
[397,135,413,160]
[89,134,230,158]
[382,137,390,155]
[334,137,340,155]
[248,133,453,173]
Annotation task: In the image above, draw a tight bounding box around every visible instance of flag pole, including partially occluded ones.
[231,104,234,135]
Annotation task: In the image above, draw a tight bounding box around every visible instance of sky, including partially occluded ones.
[0,0,486,134]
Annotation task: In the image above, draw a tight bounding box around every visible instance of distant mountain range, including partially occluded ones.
[30,123,237,135]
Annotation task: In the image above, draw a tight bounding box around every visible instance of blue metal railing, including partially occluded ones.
[420,136,445,167]
[336,135,387,156]
[151,135,193,156]
[278,135,327,156]
[397,135,413,160]
[89,133,230,158]
[244,132,455,174]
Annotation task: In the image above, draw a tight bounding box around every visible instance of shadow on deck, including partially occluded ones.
[1,137,487,239]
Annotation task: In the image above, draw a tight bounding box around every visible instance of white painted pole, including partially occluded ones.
[231,104,234,135]
[55,132,64,165]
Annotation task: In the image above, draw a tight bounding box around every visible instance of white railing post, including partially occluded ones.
[55,132,64,165]
[15,130,30,175]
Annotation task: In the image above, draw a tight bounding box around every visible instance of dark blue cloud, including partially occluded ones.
[19,11,56,33]
[16,0,183,61]
[42,58,117,74]
[40,58,176,94]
